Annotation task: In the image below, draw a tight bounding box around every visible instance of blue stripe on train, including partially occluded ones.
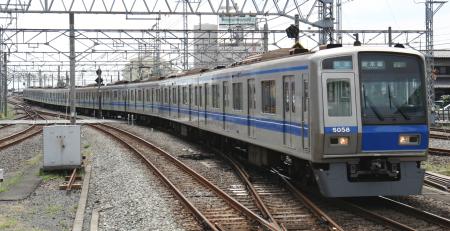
[362,125,428,152]
[101,101,307,137]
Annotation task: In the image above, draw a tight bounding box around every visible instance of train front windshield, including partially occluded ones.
[359,52,427,125]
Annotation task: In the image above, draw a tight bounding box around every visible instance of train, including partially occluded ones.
[23,45,429,197]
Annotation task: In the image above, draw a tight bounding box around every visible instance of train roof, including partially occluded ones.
[25,45,425,92]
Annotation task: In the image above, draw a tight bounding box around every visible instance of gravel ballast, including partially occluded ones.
[82,126,199,231]
[0,127,80,231]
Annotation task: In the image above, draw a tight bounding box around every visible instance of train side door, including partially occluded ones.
[283,76,296,148]
[189,85,192,121]
[223,81,229,130]
[177,86,181,118]
[302,75,310,151]
[204,83,208,125]
[247,79,256,138]
[321,72,357,154]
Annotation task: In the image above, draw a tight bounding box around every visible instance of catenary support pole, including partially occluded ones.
[3,53,7,115]
[69,13,76,124]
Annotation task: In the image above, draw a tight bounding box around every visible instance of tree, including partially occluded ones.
[441,95,450,106]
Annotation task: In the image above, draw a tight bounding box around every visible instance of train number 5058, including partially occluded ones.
[332,127,351,133]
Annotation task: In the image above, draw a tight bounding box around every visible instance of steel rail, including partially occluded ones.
[220,154,283,230]
[272,169,345,231]
[0,125,43,150]
[429,147,450,156]
[89,124,219,231]
[91,124,280,231]
[424,172,450,192]
[429,133,450,139]
[336,199,417,231]
[377,196,450,229]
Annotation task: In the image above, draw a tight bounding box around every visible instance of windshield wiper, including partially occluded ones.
[388,85,410,121]
[363,85,384,121]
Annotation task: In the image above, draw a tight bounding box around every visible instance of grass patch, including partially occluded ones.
[38,170,64,182]
[45,205,62,216]
[26,153,43,167]
[0,105,15,120]
[423,162,450,176]
[0,172,24,193]
[0,217,18,229]
[83,144,91,149]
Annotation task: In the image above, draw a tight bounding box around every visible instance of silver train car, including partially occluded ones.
[24,46,429,197]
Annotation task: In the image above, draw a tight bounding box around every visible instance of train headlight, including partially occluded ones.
[330,136,349,146]
[399,135,420,145]
[338,137,349,145]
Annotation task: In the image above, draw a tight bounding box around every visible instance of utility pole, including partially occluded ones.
[425,0,447,110]
[294,14,299,43]
[69,13,76,124]
[3,53,7,115]
[96,68,103,118]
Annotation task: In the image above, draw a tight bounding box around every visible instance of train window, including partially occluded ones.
[205,84,209,106]
[232,82,243,110]
[284,82,289,112]
[327,79,351,116]
[212,84,219,108]
[223,81,229,108]
[138,90,142,101]
[322,56,353,70]
[164,88,169,103]
[291,83,296,113]
[194,86,198,106]
[182,87,187,104]
[156,89,160,102]
[262,80,276,114]
[172,88,177,104]
[199,86,203,107]
[146,89,150,101]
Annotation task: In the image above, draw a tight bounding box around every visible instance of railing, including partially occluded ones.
[435,108,450,121]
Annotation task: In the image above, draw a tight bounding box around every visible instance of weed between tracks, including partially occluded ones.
[0,153,43,192]
[0,105,15,120]
[423,162,450,176]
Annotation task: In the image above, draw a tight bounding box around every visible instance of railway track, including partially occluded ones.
[424,171,450,192]
[90,123,279,231]
[338,196,450,231]
[0,125,43,150]
[221,154,342,231]
[429,127,450,140]
[428,147,450,156]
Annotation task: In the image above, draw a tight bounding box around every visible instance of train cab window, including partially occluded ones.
[232,82,243,110]
[212,84,219,108]
[262,80,276,114]
[326,79,351,116]
[322,56,353,70]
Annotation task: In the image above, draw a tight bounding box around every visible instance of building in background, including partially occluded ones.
[122,57,175,81]
[433,50,450,99]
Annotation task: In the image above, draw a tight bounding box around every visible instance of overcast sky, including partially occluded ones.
[3,0,450,88]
